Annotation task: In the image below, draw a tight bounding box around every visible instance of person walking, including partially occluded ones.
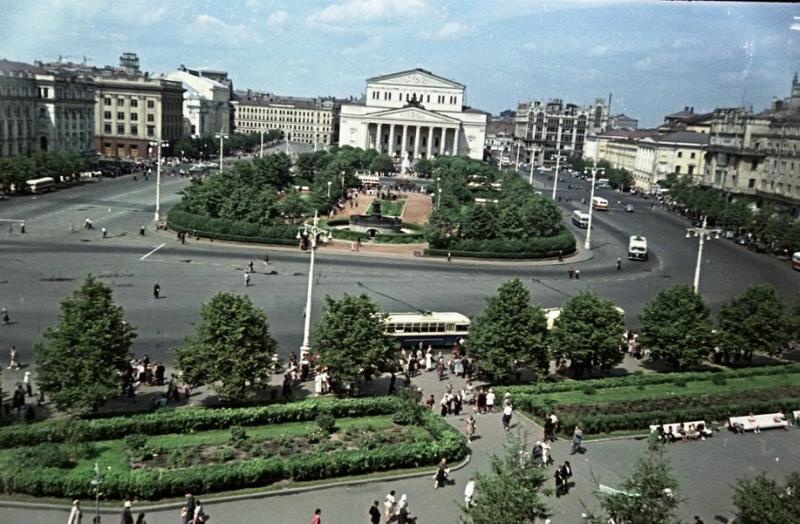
[574,268,581,279]
[542,439,552,466]
[486,388,495,413]
[555,467,565,498]
[181,494,196,524]
[1,307,9,325]
[570,425,584,455]
[433,458,449,489]
[139,225,145,236]
[559,461,573,495]
[368,501,381,524]
[8,345,20,370]
[464,479,476,507]
[67,500,82,524]
[19,221,25,234]
[502,402,513,431]
[121,501,134,524]
[23,371,33,397]
[244,271,251,287]
[311,508,322,524]
[101,227,108,239]
[464,415,476,443]
[153,283,160,300]
[616,257,622,270]
[383,490,396,523]
[248,261,254,273]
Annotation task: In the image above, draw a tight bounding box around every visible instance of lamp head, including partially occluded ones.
[685,231,691,238]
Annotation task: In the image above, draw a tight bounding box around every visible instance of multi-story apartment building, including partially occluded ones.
[659,106,713,134]
[163,67,230,138]
[633,132,709,191]
[0,58,95,157]
[514,97,608,166]
[232,90,337,147]
[702,74,800,214]
[41,53,184,159]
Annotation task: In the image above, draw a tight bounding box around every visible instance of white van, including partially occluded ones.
[628,235,648,260]
[572,210,590,228]
[592,196,608,210]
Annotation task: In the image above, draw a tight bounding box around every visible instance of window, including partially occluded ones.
[147,114,154,122]
[147,125,155,137]
[103,123,111,134]
[130,99,138,108]
[117,98,124,106]
[677,151,683,158]
[690,152,696,159]
[130,113,138,121]
[688,165,695,175]
[130,125,138,135]
[104,111,111,119]
[147,100,155,109]
[748,178,755,188]
[675,166,681,174]
[104,97,111,106]
[117,112,124,120]
[116,124,125,135]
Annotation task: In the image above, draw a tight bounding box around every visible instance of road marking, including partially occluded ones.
[139,243,166,261]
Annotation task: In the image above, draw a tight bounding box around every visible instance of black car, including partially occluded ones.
[747,241,769,253]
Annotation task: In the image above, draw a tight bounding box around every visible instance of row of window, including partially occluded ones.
[103,111,156,123]
[385,322,469,334]
[370,90,459,105]
[238,107,330,117]
[104,97,155,109]
[102,123,156,137]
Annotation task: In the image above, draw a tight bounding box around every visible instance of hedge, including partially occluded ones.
[0,410,467,500]
[425,231,576,259]
[167,209,298,245]
[497,363,800,397]
[0,397,402,449]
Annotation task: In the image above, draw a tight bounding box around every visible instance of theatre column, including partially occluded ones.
[440,127,448,156]
[375,123,382,153]
[401,125,408,159]
[388,124,396,157]
[413,125,421,160]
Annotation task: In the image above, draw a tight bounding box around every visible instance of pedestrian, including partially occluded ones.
[356,237,362,251]
[139,225,145,236]
[181,494,196,524]
[464,415,476,443]
[121,501,134,524]
[568,267,575,279]
[693,517,704,524]
[560,461,573,495]
[244,271,250,287]
[193,499,207,524]
[383,490,396,523]
[574,268,581,279]
[616,257,622,271]
[20,221,25,234]
[555,467,565,497]
[67,499,82,524]
[101,227,107,239]
[486,388,495,413]
[181,231,186,244]
[8,345,20,370]
[570,425,584,455]
[311,508,322,524]
[502,402,513,431]
[153,282,161,300]
[1,307,9,325]
[464,479,476,507]
[135,513,146,524]
[433,458,449,489]
[388,372,396,395]
[447,251,452,262]
[248,261,254,273]
[369,501,381,524]
[23,371,32,397]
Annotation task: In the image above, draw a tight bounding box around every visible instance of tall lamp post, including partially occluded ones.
[215,130,228,173]
[91,462,102,524]
[686,216,721,293]
[583,164,605,250]
[298,211,329,359]
[436,176,442,209]
[149,138,167,221]
[551,154,566,200]
[327,180,332,198]
[259,129,265,159]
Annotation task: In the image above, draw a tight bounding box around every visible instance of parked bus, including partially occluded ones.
[628,235,648,261]
[572,210,590,228]
[793,252,800,271]
[26,177,55,194]
[384,312,470,347]
[592,196,608,210]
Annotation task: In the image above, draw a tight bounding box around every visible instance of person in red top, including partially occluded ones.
[311,508,322,524]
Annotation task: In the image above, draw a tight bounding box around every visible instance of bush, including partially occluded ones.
[711,374,727,386]
[167,209,298,246]
[228,426,249,449]
[425,231,576,259]
[673,379,687,387]
[9,443,73,470]
[582,385,597,396]
[315,414,336,434]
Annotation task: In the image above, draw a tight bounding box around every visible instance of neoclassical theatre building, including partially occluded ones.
[338,69,487,161]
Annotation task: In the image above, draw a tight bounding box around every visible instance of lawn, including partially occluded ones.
[367,199,405,217]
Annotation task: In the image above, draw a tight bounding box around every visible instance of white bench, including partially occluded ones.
[649,421,712,439]
[728,413,789,432]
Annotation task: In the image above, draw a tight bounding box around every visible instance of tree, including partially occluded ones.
[638,285,715,369]
[368,154,394,174]
[279,189,308,224]
[468,278,549,382]
[718,284,791,364]
[589,436,681,524]
[414,158,433,177]
[175,292,277,400]
[463,434,549,524]
[313,294,397,392]
[36,276,136,412]
[550,292,625,376]
[732,473,800,524]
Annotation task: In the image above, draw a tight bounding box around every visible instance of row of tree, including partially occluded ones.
[665,174,800,252]
[173,130,283,160]
[566,154,634,190]
[0,150,88,193]
[465,432,799,524]
[468,279,799,383]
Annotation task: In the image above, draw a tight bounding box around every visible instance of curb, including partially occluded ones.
[0,454,472,515]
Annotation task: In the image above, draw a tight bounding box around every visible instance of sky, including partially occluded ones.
[1,0,799,127]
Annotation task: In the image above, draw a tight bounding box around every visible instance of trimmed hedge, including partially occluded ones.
[167,209,298,245]
[0,397,401,449]
[426,231,576,259]
[0,409,466,500]
[497,363,800,396]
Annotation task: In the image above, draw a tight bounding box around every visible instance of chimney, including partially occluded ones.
[684,106,688,112]
[690,107,694,113]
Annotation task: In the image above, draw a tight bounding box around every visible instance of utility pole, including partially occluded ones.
[686,216,721,293]
[299,211,329,359]
[149,138,167,221]
[215,129,228,173]
[259,129,265,158]
[584,160,605,250]
[551,153,566,200]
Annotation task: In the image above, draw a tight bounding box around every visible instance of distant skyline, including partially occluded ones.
[2,0,799,127]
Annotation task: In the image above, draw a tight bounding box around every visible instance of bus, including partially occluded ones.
[596,178,611,188]
[26,177,55,194]
[793,252,800,271]
[628,235,648,261]
[572,210,590,228]
[384,312,470,347]
[544,306,626,330]
[592,196,608,210]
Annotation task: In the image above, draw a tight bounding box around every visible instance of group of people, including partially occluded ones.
[381,490,413,523]
[121,354,167,397]
[656,422,710,442]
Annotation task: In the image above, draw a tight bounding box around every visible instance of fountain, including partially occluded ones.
[348,199,403,237]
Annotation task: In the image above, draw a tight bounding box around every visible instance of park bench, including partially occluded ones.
[649,421,712,440]
[728,413,789,432]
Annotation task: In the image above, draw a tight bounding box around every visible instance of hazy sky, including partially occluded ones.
[2,0,799,126]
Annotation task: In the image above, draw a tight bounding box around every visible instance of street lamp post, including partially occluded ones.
[299,211,329,359]
[149,139,167,221]
[259,129,265,159]
[686,216,722,293]
[91,462,102,524]
[327,180,332,198]
[583,164,605,250]
[215,130,229,173]
[436,177,442,209]
[551,154,566,200]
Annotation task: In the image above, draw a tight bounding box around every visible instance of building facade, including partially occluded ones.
[514,97,608,165]
[163,67,230,138]
[633,132,709,191]
[232,91,337,147]
[338,69,488,161]
[702,75,800,214]
[609,113,638,130]
[0,59,95,158]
